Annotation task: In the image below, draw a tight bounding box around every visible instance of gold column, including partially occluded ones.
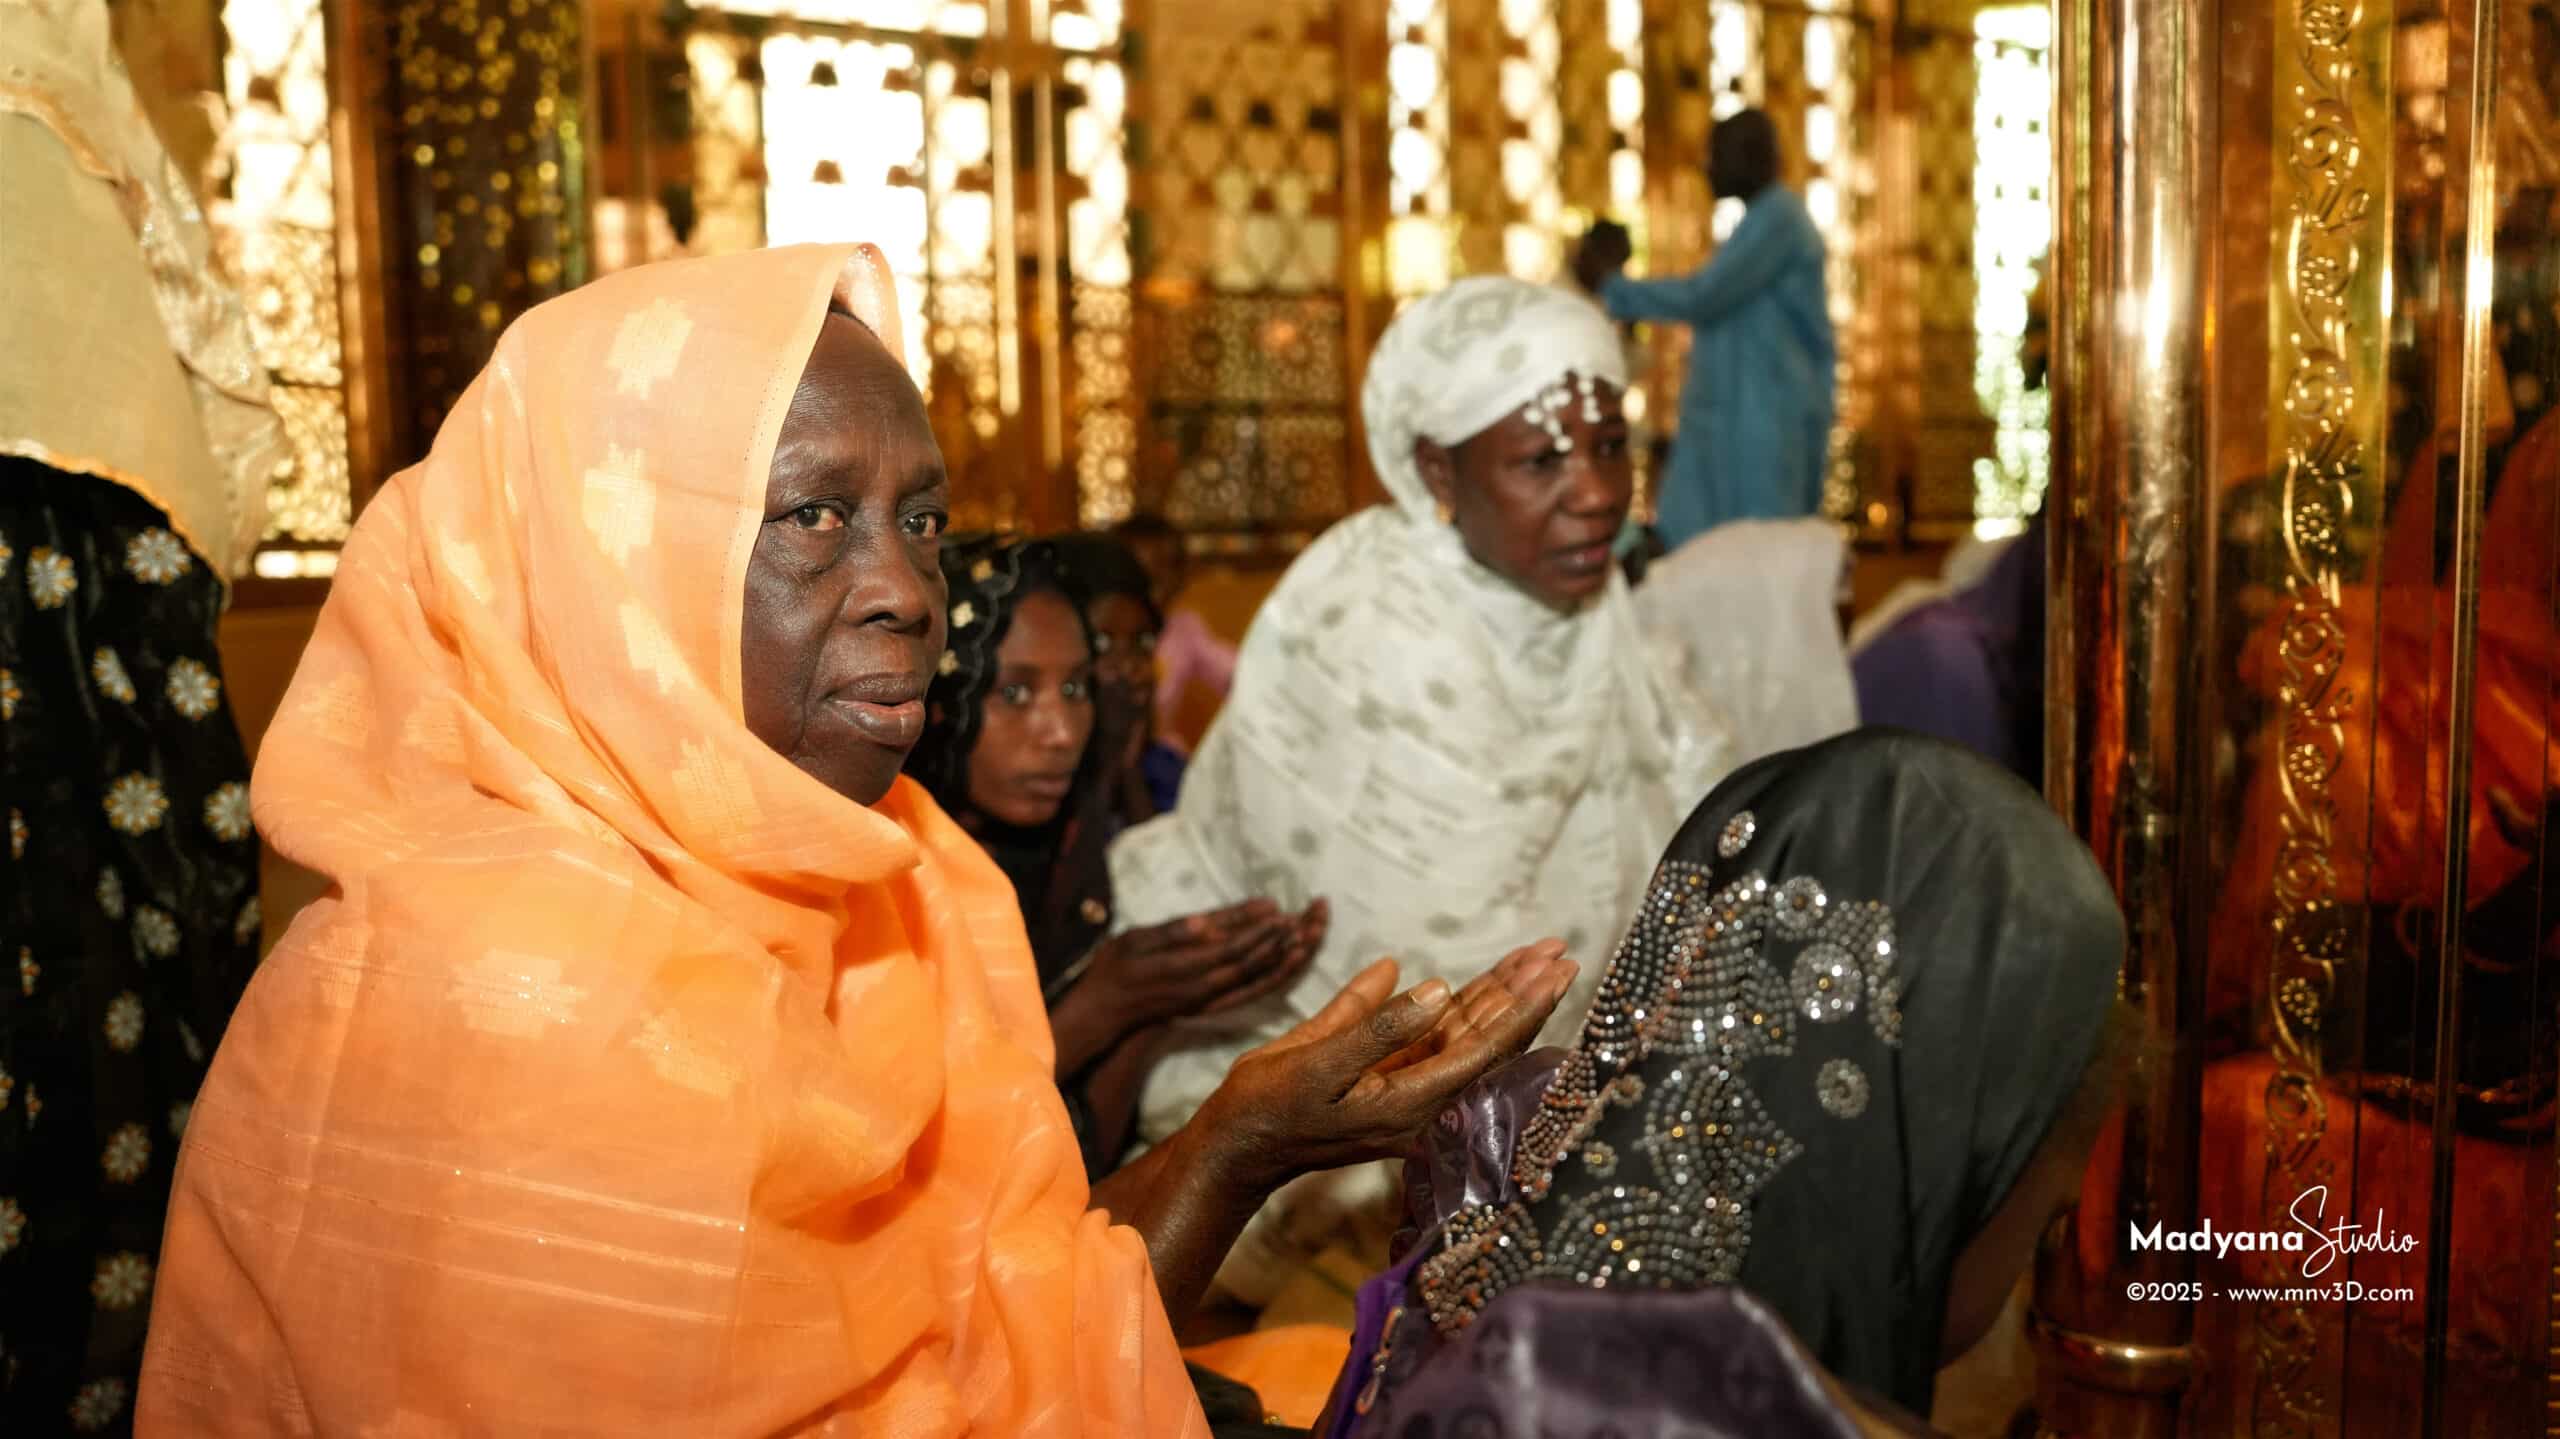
[374,0,591,457]
[1441,0,1507,277]
[1636,0,1711,493]
[1889,0,1990,537]
[2036,0,2216,1424]
[1339,0,1392,511]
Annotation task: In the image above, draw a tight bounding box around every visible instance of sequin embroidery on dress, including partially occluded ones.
[1416,810,1906,1334]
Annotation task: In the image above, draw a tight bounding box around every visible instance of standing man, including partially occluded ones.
[1576,108,1837,548]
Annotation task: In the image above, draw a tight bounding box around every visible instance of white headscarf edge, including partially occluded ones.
[1359,277,1631,519]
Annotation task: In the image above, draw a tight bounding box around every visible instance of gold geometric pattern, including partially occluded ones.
[1895,12,1989,529]
[680,2,1132,532]
[636,1009,739,1099]
[398,700,469,767]
[1144,0,1353,528]
[294,671,374,751]
[214,0,355,546]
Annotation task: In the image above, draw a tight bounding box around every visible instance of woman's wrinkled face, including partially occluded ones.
[1416,375,1634,613]
[740,311,951,805]
[964,587,1096,827]
[1083,591,1158,717]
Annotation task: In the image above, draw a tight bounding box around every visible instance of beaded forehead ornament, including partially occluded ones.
[1516,371,1610,452]
[1416,809,1907,1335]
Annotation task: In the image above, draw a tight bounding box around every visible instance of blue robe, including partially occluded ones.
[1603,188,1836,550]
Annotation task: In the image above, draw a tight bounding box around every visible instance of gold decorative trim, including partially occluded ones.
[2256,0,2390,1429]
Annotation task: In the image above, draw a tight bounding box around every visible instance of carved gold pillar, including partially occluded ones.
[373,0,591,457]
[1887,0,1990,537]
[1339,0,1392,511]
[1639,0,1712,277]
[2036,0,2217,1424]
[1634,0,1711,520]
[1439,0,1507,277]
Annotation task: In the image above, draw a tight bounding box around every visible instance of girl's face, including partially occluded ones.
[963,587,1096,826]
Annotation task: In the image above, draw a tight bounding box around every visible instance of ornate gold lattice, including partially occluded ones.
[212,0,350,548]
[1971,3,2053,525]
[682,0,1131,531]
[1899,11,1988,530]
[1383,0,1641,287]
[1059,44,1137,524]
[1141,0,1353,530]
[1385,0,1456,297]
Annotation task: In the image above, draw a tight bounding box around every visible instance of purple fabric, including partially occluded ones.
[1850,607,2014,771]
[1320,1050,1567,1438]
[1341,1285,1899,1439]
[1398,1048,1569,1256]
[1315,1243,1432,1439]
[1850,521,2045,785]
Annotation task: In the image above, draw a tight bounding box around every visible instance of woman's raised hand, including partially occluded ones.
[1081,897,1325,1034]
[1199,896,1328,1014]
[1087,936,1574,1322]
[1197,940,1578,1189]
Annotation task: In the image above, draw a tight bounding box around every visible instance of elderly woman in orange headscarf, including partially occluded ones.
[135,245,1577,1436]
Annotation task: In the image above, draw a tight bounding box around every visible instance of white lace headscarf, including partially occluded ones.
[1106,277,1734,1300]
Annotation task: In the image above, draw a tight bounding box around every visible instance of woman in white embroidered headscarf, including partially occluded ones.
[1631,517,1860,768]
[1107,276,1733,1302]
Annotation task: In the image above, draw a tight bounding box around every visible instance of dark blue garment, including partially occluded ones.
[1141,739,1187,815]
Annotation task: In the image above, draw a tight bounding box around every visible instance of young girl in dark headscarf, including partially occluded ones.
[1050,531,1190,822]
[908,536,1326,1177]
[1323,729,2130,1433]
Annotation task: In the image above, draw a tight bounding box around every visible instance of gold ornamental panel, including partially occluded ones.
[212,0,357,558]
[1138,0,1356,532]
[2241,0,2393,1424]
[673,0,1130,534]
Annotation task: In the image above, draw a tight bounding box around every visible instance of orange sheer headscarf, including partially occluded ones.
[139,245,1206,1437]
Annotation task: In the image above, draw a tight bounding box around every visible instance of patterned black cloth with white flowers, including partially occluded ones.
[0,459,261,1436]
